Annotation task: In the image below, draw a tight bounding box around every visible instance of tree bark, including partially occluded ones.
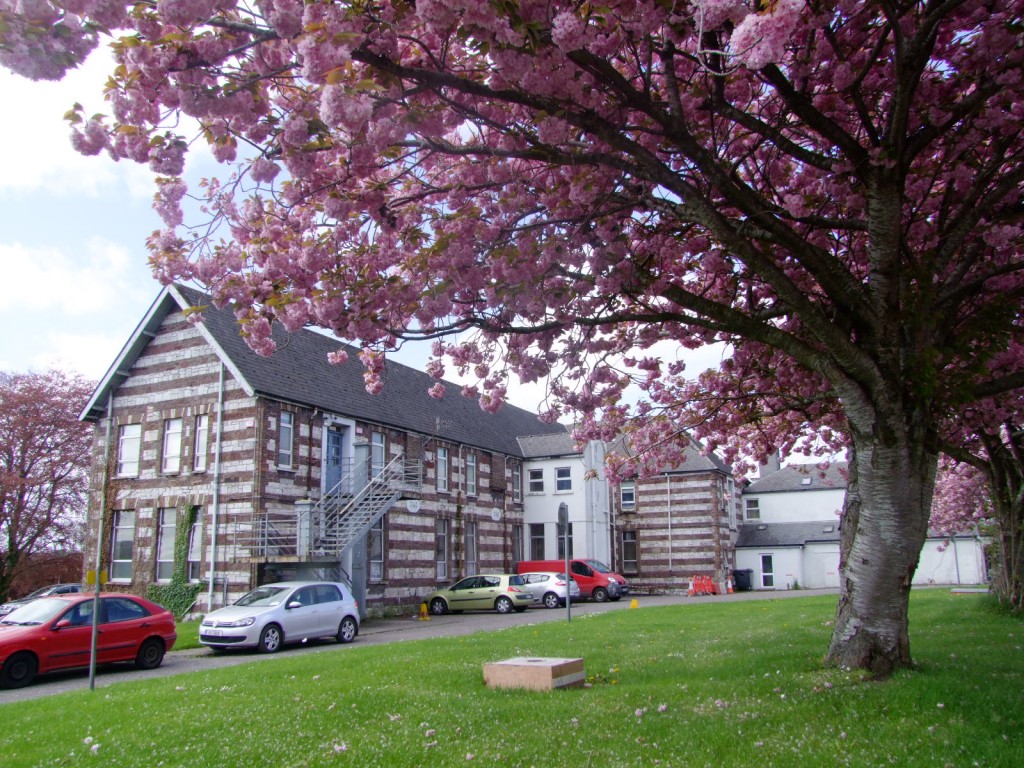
[827,432,938,677]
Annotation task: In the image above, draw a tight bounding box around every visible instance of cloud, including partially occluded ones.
[0,238,143,315]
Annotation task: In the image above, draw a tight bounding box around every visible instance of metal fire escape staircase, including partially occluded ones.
[310,454,419,560]
[250,454,421,563]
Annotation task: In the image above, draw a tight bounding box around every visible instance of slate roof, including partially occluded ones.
[735,521,841,548]
[604,433,731,475]
[82,284,568,458]
[744,462,848,494]
[518,432,580,458]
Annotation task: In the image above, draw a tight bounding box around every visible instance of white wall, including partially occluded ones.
[914,538,988,585]
[522,449,608,561]
[748,489,844,524]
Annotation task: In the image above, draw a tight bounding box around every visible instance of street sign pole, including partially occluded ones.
[558,502,570,623]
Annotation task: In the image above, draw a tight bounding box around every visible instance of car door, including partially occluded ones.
[39,600,96,673]
[282,586,321,641]
[473,576,503,609]
[570,561,596,596]
[312,584,345,637]
[95,597,150,663]
[447,577,482,610]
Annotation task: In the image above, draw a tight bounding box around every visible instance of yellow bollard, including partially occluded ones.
[419,602,431,621]
[630,598,639,609]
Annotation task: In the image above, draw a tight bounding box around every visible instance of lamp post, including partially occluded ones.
[558,502,570,622]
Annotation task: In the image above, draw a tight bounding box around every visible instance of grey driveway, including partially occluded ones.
[0,589,837,705]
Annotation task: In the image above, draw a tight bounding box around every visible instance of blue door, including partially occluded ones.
[325,427,345,493]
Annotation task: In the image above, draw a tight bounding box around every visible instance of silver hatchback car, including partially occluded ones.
[199,581,359,653]
[520,572,581,609]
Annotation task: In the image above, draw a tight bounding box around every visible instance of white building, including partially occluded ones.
[735,462,988,590]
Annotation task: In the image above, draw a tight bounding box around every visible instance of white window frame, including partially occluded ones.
[745,497,761,521]
[110,511,135,581]
[155,508,177,582]
[436,446,449,492]
[278,412,294,468]
[528,468,545,494]
[116,424,141,477]
[555,466,572,492]
[371,431,386,477]
[557,522,574,559]
[187,516,203,582]
[466,453,477,496]
[529,523,545,560]
[435,518,450,580]
[512,464,522,503]
[465,520,478,574]
[620,481,636,510]
[193,414,209,472]
[761,553,775,588]
[162,418,183,474]
[369,517,385,582]
[621,530,638,574]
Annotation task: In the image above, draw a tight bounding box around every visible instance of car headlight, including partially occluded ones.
[221,616,257,628]
[607,578,618,584]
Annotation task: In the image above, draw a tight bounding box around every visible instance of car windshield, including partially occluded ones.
[24,585,55,599]
[234,586,289,607]
[508,574,525,586]
[585,560,613,573]
[0,597,69,625]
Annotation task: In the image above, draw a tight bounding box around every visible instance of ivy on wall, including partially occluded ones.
[147,504,206,618]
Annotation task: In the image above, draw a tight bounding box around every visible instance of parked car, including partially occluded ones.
[199,581,360,653]
[424,574,533,615]
[0,583,83,617]
[519,572,581,608]
[516,559,630,602]
[0,593,176,689]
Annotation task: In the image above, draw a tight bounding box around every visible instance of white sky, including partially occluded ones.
[0,46,729,417]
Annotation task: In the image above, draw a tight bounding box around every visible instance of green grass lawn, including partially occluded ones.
[2,590,1020,767]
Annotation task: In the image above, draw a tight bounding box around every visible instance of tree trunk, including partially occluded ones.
[827,433,938,677]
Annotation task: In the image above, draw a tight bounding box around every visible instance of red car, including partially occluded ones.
[0,593,177,688]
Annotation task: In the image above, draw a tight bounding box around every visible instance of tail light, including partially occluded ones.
[507,586,523,593]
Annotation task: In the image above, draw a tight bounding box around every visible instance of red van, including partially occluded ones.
[516,559,630,602]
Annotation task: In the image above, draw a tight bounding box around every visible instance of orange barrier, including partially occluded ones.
[689,575,718,596]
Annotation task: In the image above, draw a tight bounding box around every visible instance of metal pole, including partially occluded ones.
[559,502,570,623]
[88,397,114,690]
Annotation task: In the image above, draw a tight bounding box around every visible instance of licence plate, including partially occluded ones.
[205,628,224,636]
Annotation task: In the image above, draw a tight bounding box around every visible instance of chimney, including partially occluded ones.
[758,452,781,478]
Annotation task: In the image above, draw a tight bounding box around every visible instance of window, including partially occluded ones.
[371,431,386,477]
[162,418,183,474]
[103,596,148,623]
[529,523,545,560]
[110,511,135,580]
[155,508,177,581]
[512,464,521,503]
[436,446,449,492]
[466,453,477,495]
[761,554,774,588]
[435,518,450,580]
[187,516,203,581]
[621,530,638,574]
[555,466,572,492]
[556,522,574,559]
[465,520,478,574]
[116,424,141,477]
[193,414,209,472]
[278,412,294,468]
[528,468,544,494]
[369,517,385,582]
[745,498,761,521]
[620,482,636,510]
[511,524,524,564]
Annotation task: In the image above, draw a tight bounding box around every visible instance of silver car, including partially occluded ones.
[0,583,82,617]
[199,581,359,653]
[520,572,581,609]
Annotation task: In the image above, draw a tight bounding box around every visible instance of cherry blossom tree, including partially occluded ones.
[3,1,1024,674]
[0,370,94,603]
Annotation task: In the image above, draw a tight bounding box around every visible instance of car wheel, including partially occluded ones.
[134,638,165,670]
[593,587,609,602]
[543,592,561,609]
[258,623,283,653]
[337,616,358,644]
[0,652,38,689]
[429,598,448,616]
[495,596,514,614]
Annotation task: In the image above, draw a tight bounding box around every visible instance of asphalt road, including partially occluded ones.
[1,588,838,705]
